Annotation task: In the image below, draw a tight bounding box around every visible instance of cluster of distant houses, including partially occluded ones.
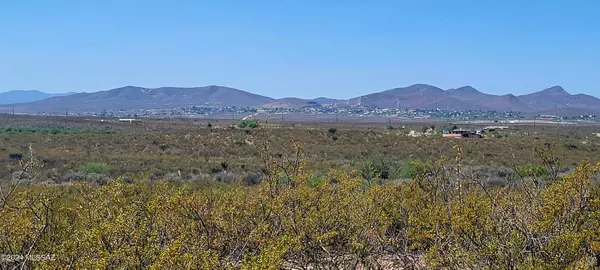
[442,126,509,139]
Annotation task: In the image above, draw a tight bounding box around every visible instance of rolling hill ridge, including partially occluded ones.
[1,84,599,115]
[349,84,600,113]
[1,86,274,113]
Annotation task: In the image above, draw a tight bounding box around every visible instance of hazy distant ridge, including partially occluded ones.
[0,90,72,105]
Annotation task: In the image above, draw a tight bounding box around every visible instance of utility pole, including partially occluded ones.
[556,119,560,140]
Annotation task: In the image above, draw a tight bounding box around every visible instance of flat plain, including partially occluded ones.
[1,115,599,184]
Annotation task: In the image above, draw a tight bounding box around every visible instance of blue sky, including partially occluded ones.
[1,0,599,99]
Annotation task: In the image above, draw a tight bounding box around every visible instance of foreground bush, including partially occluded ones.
[1,156,600,268]
[237,120,259,129]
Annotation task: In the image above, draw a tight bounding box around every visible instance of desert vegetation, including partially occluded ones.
[2,116,600,269]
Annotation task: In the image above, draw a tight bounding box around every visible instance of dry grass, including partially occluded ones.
[1,115,599,185]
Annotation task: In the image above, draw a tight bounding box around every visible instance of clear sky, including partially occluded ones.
[1,0,599,99]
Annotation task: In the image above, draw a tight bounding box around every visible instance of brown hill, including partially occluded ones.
[518,86,571,110]
[566,94,600,110]
[349,84,480,110]
[473,94,530,111]
[349,84,599,112]
[447,86,494,102]
[518,86,600,111]
[447,86,530,111]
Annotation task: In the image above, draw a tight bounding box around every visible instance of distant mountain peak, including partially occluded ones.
[540,85,569,95]
[112,85,143,91]
[206,84,228,88]
[448,86,481,94]
[446,86,490,104]
[409,83,440,89]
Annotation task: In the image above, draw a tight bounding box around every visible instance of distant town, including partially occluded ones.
[22,103,599,123]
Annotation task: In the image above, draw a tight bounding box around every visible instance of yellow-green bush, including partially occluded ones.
[1,157,600,269]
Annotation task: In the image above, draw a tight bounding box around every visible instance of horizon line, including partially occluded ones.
[1,83,594,99]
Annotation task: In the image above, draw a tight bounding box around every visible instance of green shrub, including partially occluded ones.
[76,162,116,175]
[516,163,548,178]
[237,120,259,129]
[359,160,395,184]
[400,159,425,179]
[306,176,325,187]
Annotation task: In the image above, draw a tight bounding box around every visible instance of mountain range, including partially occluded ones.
[0,90,73,105]
[1,84,599,115]
[0,86,274,113]
[348,84,600,113]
